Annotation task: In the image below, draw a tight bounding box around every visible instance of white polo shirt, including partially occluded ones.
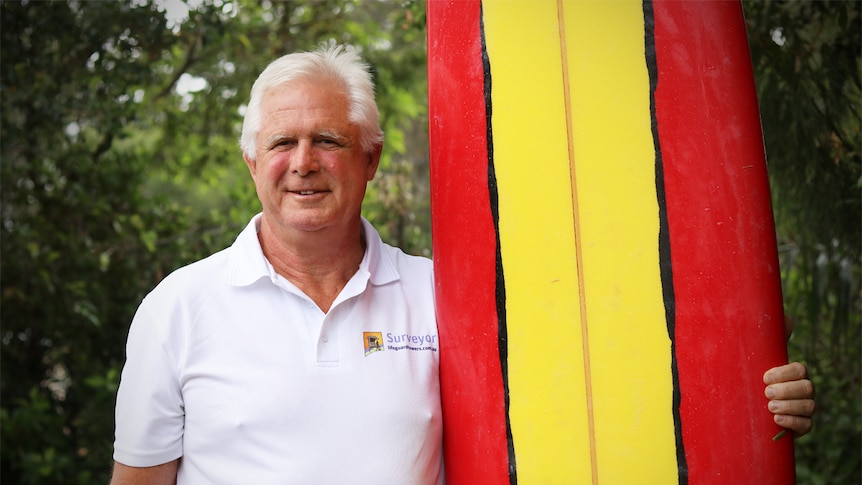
[114,215,443,484]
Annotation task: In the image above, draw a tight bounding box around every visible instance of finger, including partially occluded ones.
[773,413,813,437]
[763,361,807,385]
[765,379,815,400]
[768,398,816,418]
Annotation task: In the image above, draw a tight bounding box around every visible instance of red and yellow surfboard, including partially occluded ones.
[428,1,794,483]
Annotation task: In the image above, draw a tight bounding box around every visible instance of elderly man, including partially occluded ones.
[110,44,812,484]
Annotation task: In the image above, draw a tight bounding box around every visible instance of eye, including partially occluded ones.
[316,137,341,148]
[315,132,349,148]
[269,138,296,150]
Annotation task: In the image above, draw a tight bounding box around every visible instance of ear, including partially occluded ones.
[366,144,383,181]
[243,152,257,179]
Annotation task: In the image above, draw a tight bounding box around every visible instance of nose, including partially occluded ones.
[290,139,319,176]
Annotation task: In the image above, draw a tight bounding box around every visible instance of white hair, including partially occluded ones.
[240,43,384,160]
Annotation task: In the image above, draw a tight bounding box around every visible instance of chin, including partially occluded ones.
[267,205,355,234]
[284,214,337,233]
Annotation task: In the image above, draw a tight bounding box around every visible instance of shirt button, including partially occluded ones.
[321,335,329,343]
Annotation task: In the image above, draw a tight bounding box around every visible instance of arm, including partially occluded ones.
[110,459,179,485]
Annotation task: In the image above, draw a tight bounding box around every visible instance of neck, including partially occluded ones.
[258,217,366,313]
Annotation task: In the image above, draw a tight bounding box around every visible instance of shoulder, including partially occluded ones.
[143,216,264,305]
[381,242,433,274]
[361,217,433,286]
[126,247,236,356]
[134,247,237,327]
[149,248,231,300]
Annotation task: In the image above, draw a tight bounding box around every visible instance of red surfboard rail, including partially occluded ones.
[428,0,794,483]
[427,1,512,481]
[652,1,794,482]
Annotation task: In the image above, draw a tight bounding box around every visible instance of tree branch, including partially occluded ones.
[154,33,201,102]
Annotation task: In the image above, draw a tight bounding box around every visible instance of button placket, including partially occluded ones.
[315,310,340,365]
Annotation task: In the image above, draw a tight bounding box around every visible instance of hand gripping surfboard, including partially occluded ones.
[428,1,795,483]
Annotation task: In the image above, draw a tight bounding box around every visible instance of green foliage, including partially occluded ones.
[744,1,861,483]
[2,1,197,481]
[354,0,432,255]
[1,0,429,482]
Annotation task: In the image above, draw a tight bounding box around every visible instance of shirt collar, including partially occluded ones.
[224,214,399,288]
[360,216,399,286]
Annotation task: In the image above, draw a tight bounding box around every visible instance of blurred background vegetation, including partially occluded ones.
[0,0,858,483]
[745,2,860,483]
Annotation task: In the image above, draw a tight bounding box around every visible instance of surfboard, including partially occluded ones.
[427,0,794,483]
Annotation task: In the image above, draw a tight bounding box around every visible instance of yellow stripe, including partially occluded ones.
[563,1,678,482]
[484,0,678,482]
[483,1,591,482]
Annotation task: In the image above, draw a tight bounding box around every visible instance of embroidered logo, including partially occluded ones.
[363,331,384,356]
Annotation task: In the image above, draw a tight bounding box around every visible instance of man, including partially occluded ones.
[112,44,442,484]
[111,44,813,484]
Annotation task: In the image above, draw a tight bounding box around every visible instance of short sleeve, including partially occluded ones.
[113,298,185,467]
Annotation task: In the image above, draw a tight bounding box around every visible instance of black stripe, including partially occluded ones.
[480,3,517,483]
[643,1,688,483]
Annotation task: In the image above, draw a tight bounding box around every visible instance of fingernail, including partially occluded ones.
[768,401,780,412]
[765,387,776,399]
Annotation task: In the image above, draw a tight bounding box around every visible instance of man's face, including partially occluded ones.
[245,79,380,236]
